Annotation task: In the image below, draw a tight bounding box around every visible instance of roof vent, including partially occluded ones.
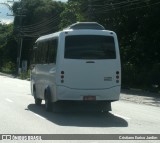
[65,22,105,30]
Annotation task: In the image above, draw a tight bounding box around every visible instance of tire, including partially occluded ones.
[45,90,52,112]
[35,98,42,106]
[33,87,42,106]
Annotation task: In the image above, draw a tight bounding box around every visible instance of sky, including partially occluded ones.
[0,0,68,24]
[0,0,14,24]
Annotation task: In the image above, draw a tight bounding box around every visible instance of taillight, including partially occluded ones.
[116,71,119,74]
[116,71,120,83]
[61,71,64,83]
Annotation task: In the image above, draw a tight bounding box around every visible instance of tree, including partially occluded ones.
[0,24,17,73]
[59,0,86,29]
[12,0,65,68]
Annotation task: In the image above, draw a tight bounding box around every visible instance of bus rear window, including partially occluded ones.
[65,35,116,59]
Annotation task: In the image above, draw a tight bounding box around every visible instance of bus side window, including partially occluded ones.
[35,42,39,64]
[41,42,48,64]
[53,39,58,63]
[36,41,48,64]
[32,43,37,64]
[48,39,58,64]
[46,41,50,63]
[32,49,36,64]
[36,42,42,64]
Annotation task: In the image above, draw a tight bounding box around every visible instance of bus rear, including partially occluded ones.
[56,27,121,104]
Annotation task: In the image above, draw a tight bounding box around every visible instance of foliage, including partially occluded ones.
[59,0,86,29]
[1,61,16,74]
[20,69,30,80]
[0,0,160,91]
[12,0,65,69]
[85,0,160,90]
[0,24,17,73]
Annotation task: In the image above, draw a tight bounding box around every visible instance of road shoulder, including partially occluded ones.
[121,89,160,107]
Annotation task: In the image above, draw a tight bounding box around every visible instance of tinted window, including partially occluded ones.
[47,39,58,63]
[31,44,37,64]
[65,35,116,59]
[35,38,58,64]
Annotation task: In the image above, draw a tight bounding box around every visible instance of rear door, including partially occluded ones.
[58,33,120,90]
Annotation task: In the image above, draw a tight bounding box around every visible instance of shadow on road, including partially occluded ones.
[27,104,128,127]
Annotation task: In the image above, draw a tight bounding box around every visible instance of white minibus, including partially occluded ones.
[30,22,121,112]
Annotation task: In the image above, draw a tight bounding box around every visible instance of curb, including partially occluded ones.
[0,72,16,78]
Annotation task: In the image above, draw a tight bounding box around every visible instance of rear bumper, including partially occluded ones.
[52,100,112,112]
[55,86,120,101]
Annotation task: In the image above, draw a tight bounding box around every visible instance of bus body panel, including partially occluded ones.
[31,63,57,100]
[56,86,120,101]
[56,30,121,90]
[57,59,120,90]
[31,27,121,104]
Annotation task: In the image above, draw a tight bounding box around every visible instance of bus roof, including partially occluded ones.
[36,22,115,43]
[36,31,61,42]
[64,22,105,30]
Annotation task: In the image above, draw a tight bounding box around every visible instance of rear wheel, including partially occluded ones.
[33,87,42,106]
[35,98,42,105]
[45,90,52,112]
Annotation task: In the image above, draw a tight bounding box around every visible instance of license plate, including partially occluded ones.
[83,96,96,101]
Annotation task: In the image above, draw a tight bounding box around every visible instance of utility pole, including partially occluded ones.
[0,12,1,23]
[17,4,25,75]
[7,0,26,75]
[88,0,93,21]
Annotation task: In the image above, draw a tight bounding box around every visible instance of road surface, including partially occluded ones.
[0,75,160,143]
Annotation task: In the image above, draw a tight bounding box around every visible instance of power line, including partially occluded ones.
[19,14,60,29]
[14,14,60,37]
[90,0,160,14]
[17,17,58,31]
[127,1,160,12]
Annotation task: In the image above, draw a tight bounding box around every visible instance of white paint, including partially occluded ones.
[112,113,131,120]
[34,113,46,120]
[5,98,13,103]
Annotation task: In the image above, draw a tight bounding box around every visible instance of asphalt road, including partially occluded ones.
[0,75,160,143]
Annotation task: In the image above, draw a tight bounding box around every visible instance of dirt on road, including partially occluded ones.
[121,89,160,107]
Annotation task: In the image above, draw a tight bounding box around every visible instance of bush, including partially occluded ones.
[122,62,160,92]
[122,62,137,88]
[1,61,16,74]
[20,70,30,79]
[147,63,160,91]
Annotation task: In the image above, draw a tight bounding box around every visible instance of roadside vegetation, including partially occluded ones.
[0,0,160,92]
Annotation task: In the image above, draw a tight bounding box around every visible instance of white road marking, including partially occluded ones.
[112,113,131,120]
[17,85,24,87]
[5,98,13,103]
[27,109,46,120]
[34,113,46,120]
